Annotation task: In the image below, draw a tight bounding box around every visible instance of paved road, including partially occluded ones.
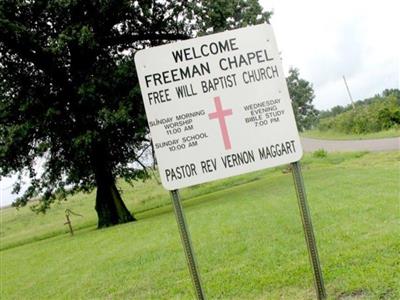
[301,137,400,152]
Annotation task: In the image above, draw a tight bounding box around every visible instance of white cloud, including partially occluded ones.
[259,0,400,110]
[0,175,20,207]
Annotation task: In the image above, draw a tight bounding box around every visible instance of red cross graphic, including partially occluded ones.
[208,96,233,150]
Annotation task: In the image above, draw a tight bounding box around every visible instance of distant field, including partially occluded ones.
[302,128,400,140]
[1,152,399,299]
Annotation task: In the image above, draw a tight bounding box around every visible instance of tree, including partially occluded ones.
[319,105,347,119]
[286,68,318,131]
[0,1,270,228]
[0,0,196,228]
[194,0,272,34]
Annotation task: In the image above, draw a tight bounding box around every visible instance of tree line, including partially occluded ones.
[318,89,400,134]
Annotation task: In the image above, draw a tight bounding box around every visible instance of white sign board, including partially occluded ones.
[135,24,303,190]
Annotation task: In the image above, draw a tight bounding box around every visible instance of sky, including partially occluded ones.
[1,0,399,207]
[259,0,399,110]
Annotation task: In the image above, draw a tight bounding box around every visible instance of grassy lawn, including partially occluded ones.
[302,128,400,140]
[1,152,399,299]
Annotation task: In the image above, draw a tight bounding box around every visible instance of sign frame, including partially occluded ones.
[135,23,303,191]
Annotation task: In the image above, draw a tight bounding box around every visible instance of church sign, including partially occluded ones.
[135,24,303,190]
[135,24,326,300]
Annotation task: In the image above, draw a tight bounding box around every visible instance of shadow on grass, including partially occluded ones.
[1,224,98,251]
[1,175,265,251]
[135,176,263,221]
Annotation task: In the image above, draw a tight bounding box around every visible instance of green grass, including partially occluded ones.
[302,128,400,140]
[1,152,400,299]
[0,168,271,251]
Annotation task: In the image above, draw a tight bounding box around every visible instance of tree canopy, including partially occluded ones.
[286,67,318,132]
[0,0,270,227]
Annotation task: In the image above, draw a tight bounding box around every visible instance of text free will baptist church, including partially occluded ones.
[143,38,279,105]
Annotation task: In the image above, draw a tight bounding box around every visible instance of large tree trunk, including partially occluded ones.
[94,163,136,228]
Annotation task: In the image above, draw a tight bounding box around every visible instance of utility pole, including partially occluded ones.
[342,75,356,110]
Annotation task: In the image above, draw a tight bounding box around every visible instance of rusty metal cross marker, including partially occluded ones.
[64,209,83,236]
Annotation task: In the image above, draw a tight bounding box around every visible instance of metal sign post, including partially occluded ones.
[170,190,206,300]
[291,161,327,300]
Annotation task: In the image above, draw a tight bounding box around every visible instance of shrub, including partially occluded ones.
[313,149,328,158]
[317,91,400,134]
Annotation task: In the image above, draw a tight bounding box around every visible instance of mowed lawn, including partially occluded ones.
[1,152,399,299]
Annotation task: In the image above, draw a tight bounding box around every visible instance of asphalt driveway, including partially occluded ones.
[301,137,400,152]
